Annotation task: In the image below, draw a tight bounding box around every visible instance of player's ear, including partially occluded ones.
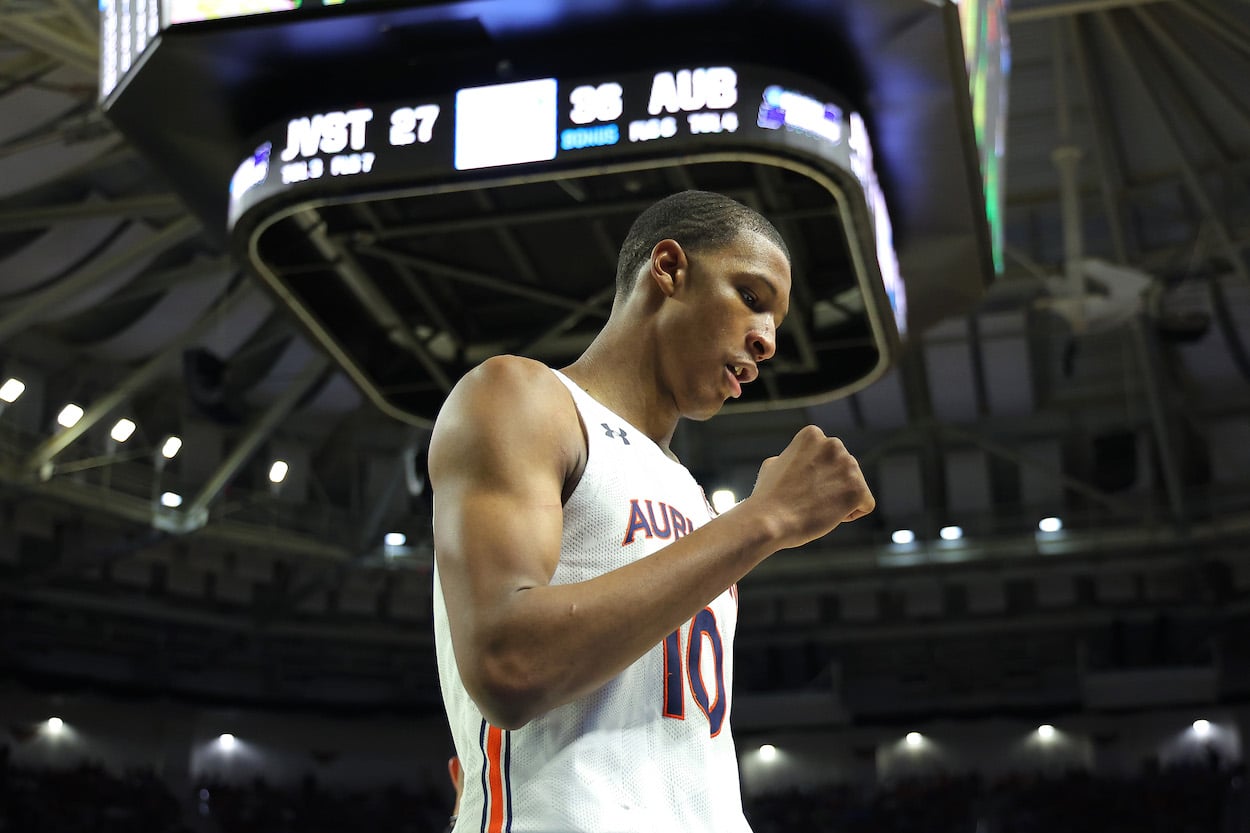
[648,239,686,298]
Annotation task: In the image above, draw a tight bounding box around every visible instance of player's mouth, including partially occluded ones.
[725,363,754,398]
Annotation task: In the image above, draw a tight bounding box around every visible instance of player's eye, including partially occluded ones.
[740,289,758,309]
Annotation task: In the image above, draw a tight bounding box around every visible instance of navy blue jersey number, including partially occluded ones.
[662,607,726,736]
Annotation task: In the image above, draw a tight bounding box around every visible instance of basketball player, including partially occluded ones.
[431,190,875,832]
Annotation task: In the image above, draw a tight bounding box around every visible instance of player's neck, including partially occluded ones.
[562,322,679,450]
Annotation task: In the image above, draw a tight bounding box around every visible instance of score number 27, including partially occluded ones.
[390,104,441,146]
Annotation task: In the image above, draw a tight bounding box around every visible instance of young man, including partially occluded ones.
[430,190,875,832]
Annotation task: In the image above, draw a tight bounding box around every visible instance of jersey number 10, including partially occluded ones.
[662,607,726,736]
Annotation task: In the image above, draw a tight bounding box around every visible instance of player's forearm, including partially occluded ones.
[465,498,781,728]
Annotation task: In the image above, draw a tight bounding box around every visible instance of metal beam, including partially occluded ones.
[23,282,254,472]
[899,353,945,533]
[535,218,627,354]
[182,354,331,527]
[518,284,617,355]
[1006,157,1250,208]
[0,51,58,95]
[0,216,200,344]
[78,257,234,309]
[1069,14,1134,263]
[1128,317,1188,527]
[1099,12,1248,276]
[2,16,97,75]
[0,193,184,233]
[353,203,465,354]
[354,430,424,552]
[0,460,352,559]
[1197,0,1250,55]
[357,242,613,317]
[294,208,455,394]
[52,0,97,43]
[472,189,544,286]
[939,423,1141,516]
[1134,6,1250,138]
[1009,0,1173,24]
[1099,11,1250,383]
[1051,21,1086,326]
[0,104,103,160]
[1120,13,1233,164]
[1174,1,1250,61]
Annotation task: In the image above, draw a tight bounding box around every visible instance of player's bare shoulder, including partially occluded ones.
[430,355,584,487]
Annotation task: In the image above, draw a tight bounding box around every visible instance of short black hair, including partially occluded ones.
[614,190,790,298]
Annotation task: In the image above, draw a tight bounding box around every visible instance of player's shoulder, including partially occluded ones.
[448,354,565,409]
[433,355,577,440]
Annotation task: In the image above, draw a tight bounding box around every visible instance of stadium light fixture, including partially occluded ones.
[0,377,25,403]
[56,403,84,428]
[892,529,916,545]
[1038,516,1063,533]
[711,489,737,514]
[161,436,183,459]
[110,418,137,443]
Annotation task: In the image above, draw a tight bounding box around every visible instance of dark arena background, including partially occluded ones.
[1,0,1249,830]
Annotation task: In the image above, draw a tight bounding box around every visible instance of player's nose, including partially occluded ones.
[748,319,777,362]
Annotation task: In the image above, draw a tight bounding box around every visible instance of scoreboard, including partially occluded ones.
[98,0,1007,424]
[227,63,907,338]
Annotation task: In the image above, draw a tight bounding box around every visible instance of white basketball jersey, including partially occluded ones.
[433,368,752,833]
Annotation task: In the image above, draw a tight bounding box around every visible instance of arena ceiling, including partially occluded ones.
[0,0,1249,719]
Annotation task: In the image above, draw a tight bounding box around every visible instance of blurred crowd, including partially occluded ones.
[0,746,449,833]
[0,747,185,833]
[0,743,1238,833]
[743,764,1239,833]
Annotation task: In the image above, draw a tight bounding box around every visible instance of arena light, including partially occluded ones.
[384,532,407,547]
[56,403,84,428]
[758,744,777,762]
[0,377,25,403]
[217,733,236,750]
[891,529,916,545]
[110,418,137,443]
[1193,719,1212,738]
[710,489,737,514]
[1038,516,1063,533]
[46,716,64,735]
[939,525,963,541]
[160,491,183,508]
[905,731,923,748]
[268,460,288,484]
[161,435,182,459]
[1037,724,1056,742]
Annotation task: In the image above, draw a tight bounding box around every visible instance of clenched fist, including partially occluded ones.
[749,425,875,550]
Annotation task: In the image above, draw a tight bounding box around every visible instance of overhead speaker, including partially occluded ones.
[183,348,243,425]
[1091,430,1138,493]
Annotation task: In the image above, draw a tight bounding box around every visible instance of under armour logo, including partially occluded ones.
[602,423,630,445]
